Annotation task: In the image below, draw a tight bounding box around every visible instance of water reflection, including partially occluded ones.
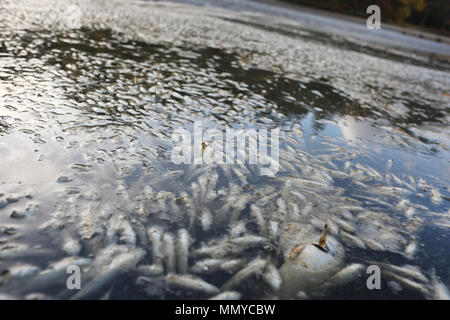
[0,2,449,300]
[337,116,380,145]
[5,27,446,144]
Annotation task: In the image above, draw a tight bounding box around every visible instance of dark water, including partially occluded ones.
[0,0,449,300]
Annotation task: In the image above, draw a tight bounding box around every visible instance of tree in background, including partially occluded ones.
[277,0,448,33]
[395,0,426,23]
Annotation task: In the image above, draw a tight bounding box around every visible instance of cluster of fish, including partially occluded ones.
[1,154,449,300]
[0,0,449,301]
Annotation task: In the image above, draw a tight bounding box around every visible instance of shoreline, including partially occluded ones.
[167,0,450,57]
[257,0,450,45]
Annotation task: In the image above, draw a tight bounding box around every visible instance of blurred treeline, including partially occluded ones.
[278,0,449,32]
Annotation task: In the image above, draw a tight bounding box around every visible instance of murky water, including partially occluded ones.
[0,0,449,300]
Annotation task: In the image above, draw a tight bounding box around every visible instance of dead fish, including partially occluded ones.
[190,182,202,205]
[106,215,136,246]
[405,206,416,218]
[0,243,54,259]
[340,231,366,249]
[323,263,364,288]
[176,229,190,274]
[255,193,278,207]
[22,257,92,293]
[221,258,267,291]
[286,178,330,190]
[404,241,418,260]
[406,175,416,186]
[184,165,209,184]
[143,185,155,199]
[231,166,248,185]
[62,235,82,256]
[228,220,248,237]
[418,178,431,192]
[431,187,442,205]
[25,293,52,300]
[385,174,392,186]
[396,199,410,211]
[228,235,270,249]
[71,249,145,300]
[208,291,242,300]
[191,242,238,259]
[220,259,247,274]
[337,209,354,221]
[70,266,119,300]
[287,202,301,221]
[336,205,366,213]
[131,219,149,247]
[310,216,327,231]
[137,264,164,277]
[201,208,213,232]
[381,263,429,283]
[363,239,385,251]
[207,171,219,191]
[166,274,219,295]
[355,163,382,181]
[303,189,328,203]
[229,194,251,222]
[262,262,282,291]
[267,220,280,242]
[179,191,196,229]
[289,190,306,202]
[148,226,164,267]
[390,173,404,186]
[296,291,309,299]
[276,197,288,216]
[215,195,235,222]
[250,204,267,236]
[191,258,229,274]
[431,269,450,300]
[302,204,314,217]
[355,195,394,209]
[373,186,412,197]
[163,233,176,274]
[383,271,430,297]
[402,180,417,192]
[106,248,146,271]
[79,204,105,241]
[5,264,41,278]
[387,280,403,294]
[197,175,209,199]
[88,245,130,271]
[205,189,218,203]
